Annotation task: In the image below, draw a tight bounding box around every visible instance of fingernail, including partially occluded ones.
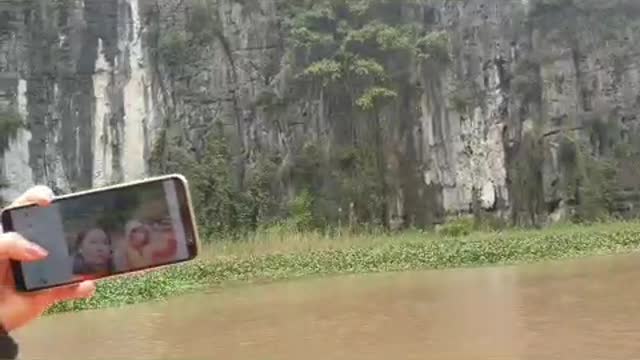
[39,198,53,207]
[26,244,48,258]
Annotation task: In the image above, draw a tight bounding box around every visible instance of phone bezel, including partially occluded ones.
[1,174,201,293]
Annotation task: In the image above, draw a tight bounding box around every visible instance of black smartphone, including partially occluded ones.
[0,174,200,293]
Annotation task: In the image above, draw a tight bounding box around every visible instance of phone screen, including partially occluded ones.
[3,177,198,292]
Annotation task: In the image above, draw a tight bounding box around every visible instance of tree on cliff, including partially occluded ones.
[288,0,450,228]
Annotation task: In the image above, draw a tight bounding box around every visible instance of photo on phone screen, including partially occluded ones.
[3,177,198,292]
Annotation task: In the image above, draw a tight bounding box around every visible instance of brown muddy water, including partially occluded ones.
[14,253,640,360]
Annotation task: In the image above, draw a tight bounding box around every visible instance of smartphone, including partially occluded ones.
[1,174,200,293]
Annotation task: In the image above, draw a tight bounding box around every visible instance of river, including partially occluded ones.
[14,252,640,360]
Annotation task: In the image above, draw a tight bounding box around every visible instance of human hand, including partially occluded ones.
[0,186,96,332]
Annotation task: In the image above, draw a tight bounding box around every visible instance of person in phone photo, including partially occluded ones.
[150,218,179,264]
[72,228,114,279]
[124,219,154,270]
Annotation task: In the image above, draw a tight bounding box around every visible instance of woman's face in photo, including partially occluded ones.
[80,229,111,266]
[130,226,148,247]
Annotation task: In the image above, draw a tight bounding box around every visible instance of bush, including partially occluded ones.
[437,217,475,238]
[288,190,315,231]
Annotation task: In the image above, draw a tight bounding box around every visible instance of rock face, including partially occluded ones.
[1,0,640,229]
[0,0,155,201]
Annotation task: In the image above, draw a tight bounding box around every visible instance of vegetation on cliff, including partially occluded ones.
[142,0,640,241]
[148,0,454,238]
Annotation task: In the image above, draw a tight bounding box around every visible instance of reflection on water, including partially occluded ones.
[14,253,640,360]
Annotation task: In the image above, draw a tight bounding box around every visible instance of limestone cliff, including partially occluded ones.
[1,0,640,230]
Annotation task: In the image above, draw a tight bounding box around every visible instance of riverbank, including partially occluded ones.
[48,221,640,315]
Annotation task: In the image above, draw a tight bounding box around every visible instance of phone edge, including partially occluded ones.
[2,173,202,293]
[2,174,185,210]
[170,173,202,260]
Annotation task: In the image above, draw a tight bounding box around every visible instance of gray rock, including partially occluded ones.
[1,0,639,228]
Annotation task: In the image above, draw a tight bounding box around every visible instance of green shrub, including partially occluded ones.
[288,190,315,231]
[437,217,475,238]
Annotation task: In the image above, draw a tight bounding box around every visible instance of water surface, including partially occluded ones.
[15,253,640,360]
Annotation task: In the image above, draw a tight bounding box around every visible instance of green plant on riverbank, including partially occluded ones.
[48,221,640,315]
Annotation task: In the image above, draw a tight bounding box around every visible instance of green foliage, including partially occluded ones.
[558,134,621,223]
[290,0,449,102]
[473,212,509,232]
[287,190,315,231]
[355,86,397,111]
[614,143,639,159]
[191,134,235,235]
[0,108,23,154]
[439,215,507,237]
[437,217,475,238]
[342,22,417,53]
[291,27,335,49]
[302,59,344,85]
[510,132,545,226]
[291,142,324,188]
[333,146,385,226]
[49,222,640,315]
[148,128,196,177]
[244,154,280,225]
[291,4,337,32]
[575,159,618,222]
[345,0,380,16]
[415,31,450,64]
[286,0,432,231]
[349,58,386,79]
[146,0,640,239]
[152,129,287,239]
[568,138,620,223]
[375,24,416,51]
[343,0,422,22]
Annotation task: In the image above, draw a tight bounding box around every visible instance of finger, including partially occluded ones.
[43,281,96,304]
[10,186,55,208]
[0,232,48,261]
[28,281,96,312]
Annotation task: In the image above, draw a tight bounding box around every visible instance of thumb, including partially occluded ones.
[10,185,55,208]
[31,281,97,309]
[48,281,96,303]
[0,232,48,262]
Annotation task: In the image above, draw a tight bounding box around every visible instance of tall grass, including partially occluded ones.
[48,220,640,315]
[204,223,392,258]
